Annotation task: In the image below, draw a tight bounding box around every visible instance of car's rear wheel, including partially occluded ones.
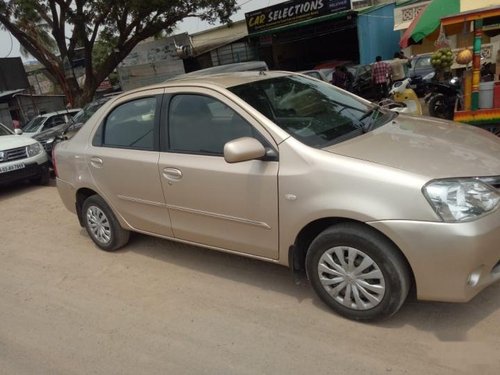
[82,195,130,251]
[306,223,410,321]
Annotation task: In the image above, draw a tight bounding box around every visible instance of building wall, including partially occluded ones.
[14,95,66,123]
[118,34,189,90]
[358,4,401,64]
[190,21,248,56]
[461,0,499,12]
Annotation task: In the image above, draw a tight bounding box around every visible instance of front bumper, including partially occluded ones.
[0,161,49,185]
[369,212,500,302]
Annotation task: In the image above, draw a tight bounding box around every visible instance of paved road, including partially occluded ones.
[1,181,499,374]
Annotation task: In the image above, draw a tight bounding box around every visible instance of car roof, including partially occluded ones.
[168,61,268,81]
[121,71,296,97]
[36,108,81,118]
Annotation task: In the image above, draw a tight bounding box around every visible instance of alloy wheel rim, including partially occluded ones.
[86,206,111,244]
[317,246,386,310]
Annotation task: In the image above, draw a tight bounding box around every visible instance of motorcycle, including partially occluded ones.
[410,71,436,97]
[378,78,422,116]
[425,76,461,120]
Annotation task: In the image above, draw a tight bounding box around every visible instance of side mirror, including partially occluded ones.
[14,128,23,135]
[224,137,266,163]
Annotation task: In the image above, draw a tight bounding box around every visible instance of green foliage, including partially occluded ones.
[92,38,116,70]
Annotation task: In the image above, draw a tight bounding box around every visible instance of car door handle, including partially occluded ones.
[163,167,183,181]
[90,157,103,168]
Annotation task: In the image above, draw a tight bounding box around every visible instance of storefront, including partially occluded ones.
[245,0,400,70]
[441,5,500,134]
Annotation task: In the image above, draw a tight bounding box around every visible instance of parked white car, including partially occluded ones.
[22,109,80,137]
[0,122,50,185]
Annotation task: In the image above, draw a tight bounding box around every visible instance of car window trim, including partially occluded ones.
[160,91,278,160]
[92,94,163,151]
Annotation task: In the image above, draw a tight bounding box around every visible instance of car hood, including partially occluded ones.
[324,115,500,179]
[33,123,67,140]
[0,135,37,149]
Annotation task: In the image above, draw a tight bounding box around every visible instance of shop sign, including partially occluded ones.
[245,0,352,34]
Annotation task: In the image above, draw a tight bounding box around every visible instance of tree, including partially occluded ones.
[0,0,238,106]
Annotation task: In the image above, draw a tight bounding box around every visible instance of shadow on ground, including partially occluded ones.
[94,231,500,339]
[86,231,315,304]
[0,178,56,201]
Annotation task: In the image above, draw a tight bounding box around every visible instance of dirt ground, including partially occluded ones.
[1,181,499,375]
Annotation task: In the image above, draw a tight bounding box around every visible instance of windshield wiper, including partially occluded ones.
[360,108,378,133]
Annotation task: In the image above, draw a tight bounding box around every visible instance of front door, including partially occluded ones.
[158,89,279,259]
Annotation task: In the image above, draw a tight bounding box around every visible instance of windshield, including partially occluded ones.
[23,116,45,132]
[0,123,13,135]
[73,100,107,124]
[229,75,393,148]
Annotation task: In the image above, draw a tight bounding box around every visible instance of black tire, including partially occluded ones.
[306,223,410,321]
[428,94,453,120]
[82,195,130,251]
[31,164,50,186]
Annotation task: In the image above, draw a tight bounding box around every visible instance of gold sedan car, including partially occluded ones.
[54,71,500,321]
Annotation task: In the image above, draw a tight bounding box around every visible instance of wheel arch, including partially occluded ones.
[75,188,99,227]
[289,217,416,297]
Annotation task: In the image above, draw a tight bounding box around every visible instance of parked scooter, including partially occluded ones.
[425,76,461,120]
[379,78,422,116]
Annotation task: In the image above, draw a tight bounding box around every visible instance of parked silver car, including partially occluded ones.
[0,122,49,185]
[54,71,500,321]
[22,109,81,137]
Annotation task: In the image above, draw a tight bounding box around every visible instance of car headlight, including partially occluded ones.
[26,142,43,157]
[45,137,55,144]
[423,179,499,222]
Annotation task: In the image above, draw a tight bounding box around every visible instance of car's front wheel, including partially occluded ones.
[82,195,130,251]
[306,223,410,321]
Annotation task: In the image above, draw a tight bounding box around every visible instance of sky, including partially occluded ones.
[0,0,283,60]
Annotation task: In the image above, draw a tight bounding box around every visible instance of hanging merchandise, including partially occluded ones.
[431,47,453,71]
[434,25,450,49]
[456,49,473,65]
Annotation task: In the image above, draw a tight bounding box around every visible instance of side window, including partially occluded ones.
[416,57,431,68]
[45,115,66,130]
[168,94,255,155]
[101,97,156,150]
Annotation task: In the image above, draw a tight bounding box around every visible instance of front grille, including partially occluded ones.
[0,146,27,163]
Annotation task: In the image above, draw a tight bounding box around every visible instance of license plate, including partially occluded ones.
[0,163,25,174]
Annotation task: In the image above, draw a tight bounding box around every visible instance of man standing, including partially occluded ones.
[390,52,412,84]
[372,56,391,101]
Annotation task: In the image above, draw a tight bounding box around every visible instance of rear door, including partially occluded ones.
[87,89,174,236]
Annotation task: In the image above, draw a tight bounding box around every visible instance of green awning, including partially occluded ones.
[400,0,460,48]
